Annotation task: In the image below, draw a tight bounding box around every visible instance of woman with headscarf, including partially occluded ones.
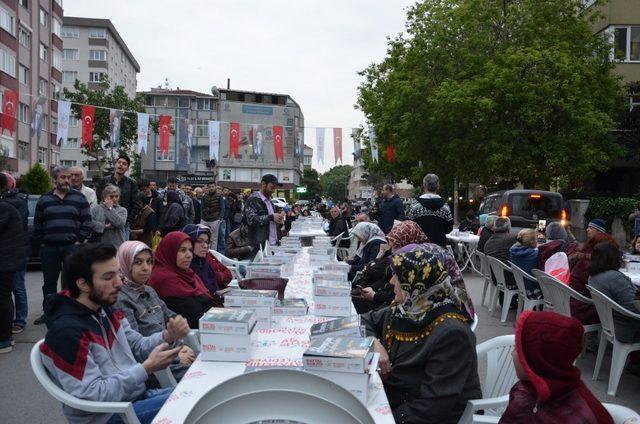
[537,221,578,270]
[181,224,232,299]
[346,222,387,280]
[114,241,195,383]
[159,191,186,237]
[148,231,216,328]
[361,249,481,423]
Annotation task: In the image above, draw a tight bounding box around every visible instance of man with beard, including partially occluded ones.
[40,243,190,423]
[33,166,92,325]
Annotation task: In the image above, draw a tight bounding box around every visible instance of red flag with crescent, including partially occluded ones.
[386,145,396,163]
[230,122,240,158]
[81,105,95,149]
[333,128,342,164]
[272,125,284,162]
[159,115,171,154]
[1,89,17,135]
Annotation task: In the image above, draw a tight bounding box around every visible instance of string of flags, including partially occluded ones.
[0,90,397,166]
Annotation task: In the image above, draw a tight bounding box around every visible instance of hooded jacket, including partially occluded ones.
[379,194,405,234]
[40,292,164,424]
[226,225,254,260]
[406,194,453,247]
[509,244,539,275]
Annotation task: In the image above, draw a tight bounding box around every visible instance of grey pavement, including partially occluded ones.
[1,268,638,424]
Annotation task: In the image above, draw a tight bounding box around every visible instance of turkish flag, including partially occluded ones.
[81,105,95,149]
[333,128,342,164]
[1,90,17,135]
[386,145,396,163]
[272,125,284,162]
[229,122,240,158]
[159,115,171,154]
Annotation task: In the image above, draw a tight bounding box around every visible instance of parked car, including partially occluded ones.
[295,200,310,207]
[478,189,568,232]
[27,194,41,266]
[272,197,289,209]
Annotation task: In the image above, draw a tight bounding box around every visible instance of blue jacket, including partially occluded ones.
[509,244,539,275]
[379,195,405,234]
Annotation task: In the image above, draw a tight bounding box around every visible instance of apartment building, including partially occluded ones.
[348,157,373,200]
[59,17,139,177]
[303,144,313,170]
[0,0,63,176]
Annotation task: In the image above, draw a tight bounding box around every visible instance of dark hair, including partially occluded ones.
[139,179,150,189]
[207,180,216,186]
[589,242,623,276]
[116,153,131,166]
[466,210,476,220]
[0,172,7,192]
[64,243,118,297]
[167,177,177,184]
[383,184,393,192]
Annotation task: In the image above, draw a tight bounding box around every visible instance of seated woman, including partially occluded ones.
[148,231,216,328]
[509,229,542,300]
[181,224,233,299]
[226,220,254,261]
[477,215,498,252]
[361,249,481,423]
[625,235,640,259]
[346,222,387,279]
[351,245,394,314]
[114,241,195,382]
[537,221,578,270]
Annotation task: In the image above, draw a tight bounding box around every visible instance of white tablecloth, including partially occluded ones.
[151,248,394,424]
[287,229,328,238]
[620,269,640,287]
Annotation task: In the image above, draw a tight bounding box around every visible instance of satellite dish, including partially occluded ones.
[211,86,219,96]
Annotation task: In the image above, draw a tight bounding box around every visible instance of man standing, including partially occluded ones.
[69,166,97,207]
[378,184,405,234]
[33,166,92,325]
[96,154,138,239]
[406,173,453,247]
[40,243,189,423]
[244,174,285,256]
[201,181,223,250]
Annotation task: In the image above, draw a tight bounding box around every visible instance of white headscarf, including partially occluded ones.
[351,222,386,256]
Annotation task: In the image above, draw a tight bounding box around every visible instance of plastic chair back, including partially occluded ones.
[531,269,593,317]
[588,286,640,344]
[476,250,490,280]
[603,403,640,423]
[470,313,479,333]
[486,256,512,290]
[509,262,536,300]
[477,335,518,400]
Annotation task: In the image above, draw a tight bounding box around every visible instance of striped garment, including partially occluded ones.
[33,189,92,246]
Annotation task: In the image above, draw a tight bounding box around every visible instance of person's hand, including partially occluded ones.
[373,338,392,375]
[163,315,190,343]
[361,287,375,302]
[273,212,285,224]
[178,345,196,365]
[142,343,182,374]
[104,223,113,229]
[103,198,114,209]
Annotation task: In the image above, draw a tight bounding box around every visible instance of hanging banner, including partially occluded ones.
[55,100,71,146]
[333,128,342,164]
[177,110,189,170]
[272,125,284,162]
[30,97,46,142]
[136,112,149,155]
[369,127,378,163]
[229,122,240,159]
[208,120,220,161]
[158,115,171,154]
[81,105,95,149]
[184,118,194,148]
[294,128,303,159]
[1,89,17,136]
[250,124,266,161]
[316,127,325,165]
[352,128,361,161]
[109,109,123,148]
[386,145,396,163]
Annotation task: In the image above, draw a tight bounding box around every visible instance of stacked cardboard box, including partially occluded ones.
[224,289,277,330]
[199,308,256,361]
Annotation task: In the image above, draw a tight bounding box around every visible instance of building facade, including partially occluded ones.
[59,17,139,177]
[0,0,63,177]
[303,144,313,170]
[347,157,373,200]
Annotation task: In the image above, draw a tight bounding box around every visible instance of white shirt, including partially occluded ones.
[80,185,98,208]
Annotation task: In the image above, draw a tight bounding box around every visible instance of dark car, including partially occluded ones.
[27,194,41,266]
[478,190,568,231]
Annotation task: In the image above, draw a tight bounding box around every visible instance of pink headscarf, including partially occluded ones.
[117,241,153,289]
[2,172,15,190]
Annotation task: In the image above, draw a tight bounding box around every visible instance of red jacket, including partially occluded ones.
[568,253,599,325]
[205,253,233,289]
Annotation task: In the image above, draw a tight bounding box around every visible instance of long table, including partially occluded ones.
[151,248,395,424]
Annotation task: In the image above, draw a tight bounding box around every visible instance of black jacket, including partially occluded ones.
[328,216,349,248]
[477,227,494,253]
[96,175,139,223]
[379,195,405,234]
[0,201,26,272]
[226,225,254,260]
[406,195,453,247]
[0,189,29,265]
[347,239,385,278]
[243,192,279,249]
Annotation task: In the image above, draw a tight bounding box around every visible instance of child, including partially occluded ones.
[499,311,612,424]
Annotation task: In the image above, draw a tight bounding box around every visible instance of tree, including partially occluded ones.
[62,79,146,178]
[300,168,322,199]
[357,0,627,188]
[319,165,353,200]
[20,163,51,194]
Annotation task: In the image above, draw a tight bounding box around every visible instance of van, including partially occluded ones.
[478,190,568,230]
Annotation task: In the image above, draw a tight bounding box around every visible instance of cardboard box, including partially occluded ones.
[313,279,351,297]
[303,337,374,373]
[310,316,361,340]
[273,298,309,316]
[313,295,352,317]
[199,308,257,335]
[200,332,253,362]
[228,305,273,330]
[306,353,379,404]
[224,289,277,308]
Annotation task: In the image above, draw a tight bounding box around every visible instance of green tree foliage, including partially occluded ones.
[300,168,322,199]
[357,0,627,188]
[320,165,353,200]
[21,163,51,194]
[62,79,146,177]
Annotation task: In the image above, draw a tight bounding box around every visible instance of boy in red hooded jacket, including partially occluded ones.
[500,311,612,424]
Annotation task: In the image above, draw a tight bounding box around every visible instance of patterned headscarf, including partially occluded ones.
[386,220,429,251]
[385,248,471,349]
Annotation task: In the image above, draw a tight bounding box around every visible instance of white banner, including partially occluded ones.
[55,100,71,146]
[208,120,220,160]
[352,128,361,161]
[136,112,149,154]
[315,127,325,164]
[369,127,378,163]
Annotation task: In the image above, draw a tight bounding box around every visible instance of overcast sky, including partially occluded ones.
[65,0,415,172]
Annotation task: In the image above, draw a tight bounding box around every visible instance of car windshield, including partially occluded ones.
[479,195,501,215]
[509,194,562,220]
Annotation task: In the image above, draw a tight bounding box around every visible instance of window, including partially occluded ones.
[88,27,106,39]
[18,103,28,123]
[0,5,15,35]
[304,156,312,166]
[39,79,47,96]
[38,147,46,166]
[52,49,61,69]
[196,120,209,137]
[18,65,28,85]
[39,8,48,27]
[61,26,79,38]
[51,82,60,98]
[63,49,79,60]
[69,116,79,127]
[41,114,47,132]
[89,49,107,61]
[89,71,107,82]
[51,151,59,166]
[156,144,175,161]
[18,27,30,48]
[63,71,78,83]
[64,138,79,149]
[60,160,77,167]
[611,26,640,62]
[178,97,190,108]
[18,142,27,161]
[0,48,15,77]
[52,18,61,37]
[39,43,48,61]
[197,98,213,110]
[18,0,27,9]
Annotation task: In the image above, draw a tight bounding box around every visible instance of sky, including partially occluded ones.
[64,0,415,172]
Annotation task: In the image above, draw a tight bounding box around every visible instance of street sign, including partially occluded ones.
[296,186,307,193]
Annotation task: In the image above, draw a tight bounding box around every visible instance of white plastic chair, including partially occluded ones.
[486,256,519,323]
[508,262,545,319]
[470,313,479,333]
[31,340,141,424]
[603,403,640,423]
[475,251,492,307]
[337,234,357,260]
[210,249,249,280]
[587,287,640,396]
[458,335,517,424]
